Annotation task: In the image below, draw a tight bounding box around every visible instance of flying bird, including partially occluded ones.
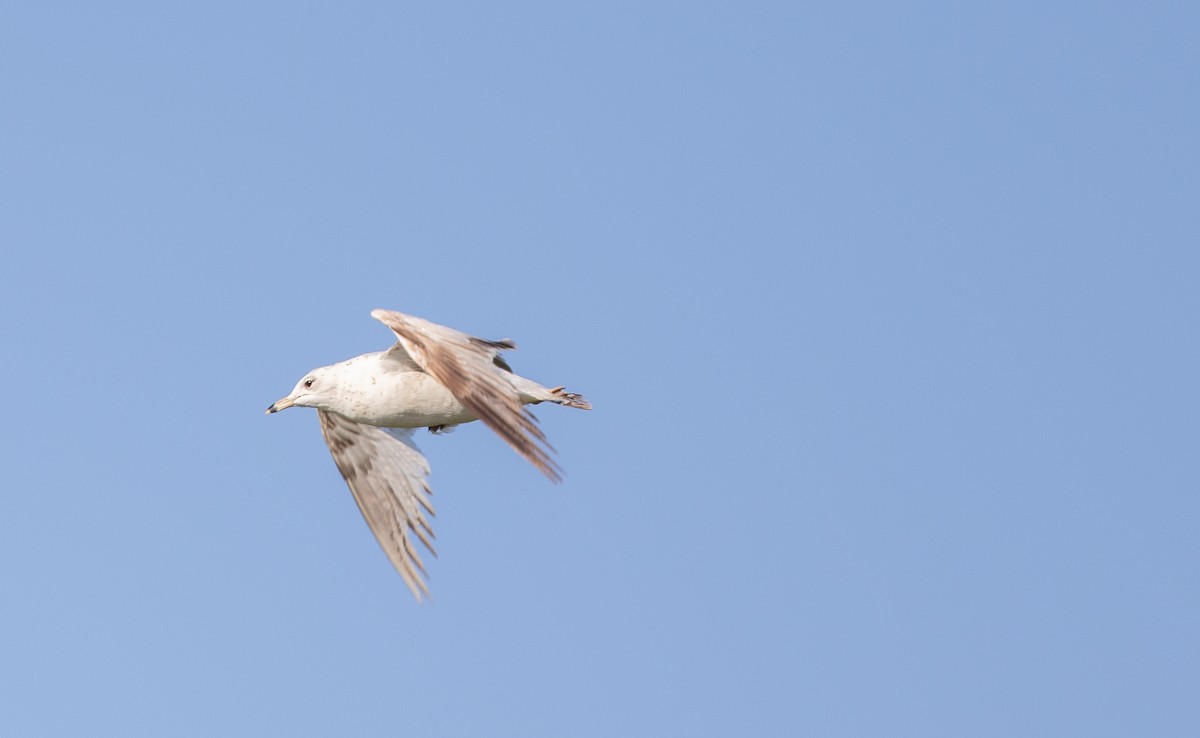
[267,309,590,601]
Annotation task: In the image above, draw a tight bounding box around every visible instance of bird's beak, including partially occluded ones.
[266,396,295,415]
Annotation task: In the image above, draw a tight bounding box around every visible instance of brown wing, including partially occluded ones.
[318,409,437,602]
[370,308,561,481]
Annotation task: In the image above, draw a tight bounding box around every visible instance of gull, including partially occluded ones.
[266,308,590,601]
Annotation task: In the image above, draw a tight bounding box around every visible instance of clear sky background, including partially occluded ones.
[2,2,1197,736]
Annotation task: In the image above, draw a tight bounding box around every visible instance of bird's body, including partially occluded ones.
[305,351,479,428]
[267,309,589,601]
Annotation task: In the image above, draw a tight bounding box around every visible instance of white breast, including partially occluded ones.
[329,354,478,428]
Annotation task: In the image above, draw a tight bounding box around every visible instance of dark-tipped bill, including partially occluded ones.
[266,397,295,415]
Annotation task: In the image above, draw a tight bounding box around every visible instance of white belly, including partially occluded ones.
[339,369,479,428]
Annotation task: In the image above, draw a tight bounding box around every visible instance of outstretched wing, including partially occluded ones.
[318,409,437,602]
[370,308,562,481]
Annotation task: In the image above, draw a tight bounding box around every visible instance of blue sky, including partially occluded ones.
[2,2,1197,735]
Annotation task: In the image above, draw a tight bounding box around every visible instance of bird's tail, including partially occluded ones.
[548,386,591,410]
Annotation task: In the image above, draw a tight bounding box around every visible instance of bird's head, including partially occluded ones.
[266,366,339,414]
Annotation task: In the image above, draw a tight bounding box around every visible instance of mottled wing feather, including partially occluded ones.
[370,308,562,481]
[317,409,437,602]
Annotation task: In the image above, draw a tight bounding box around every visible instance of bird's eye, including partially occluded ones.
[304,379,315,388]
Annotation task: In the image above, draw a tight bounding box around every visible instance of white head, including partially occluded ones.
[266,365,341,414]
